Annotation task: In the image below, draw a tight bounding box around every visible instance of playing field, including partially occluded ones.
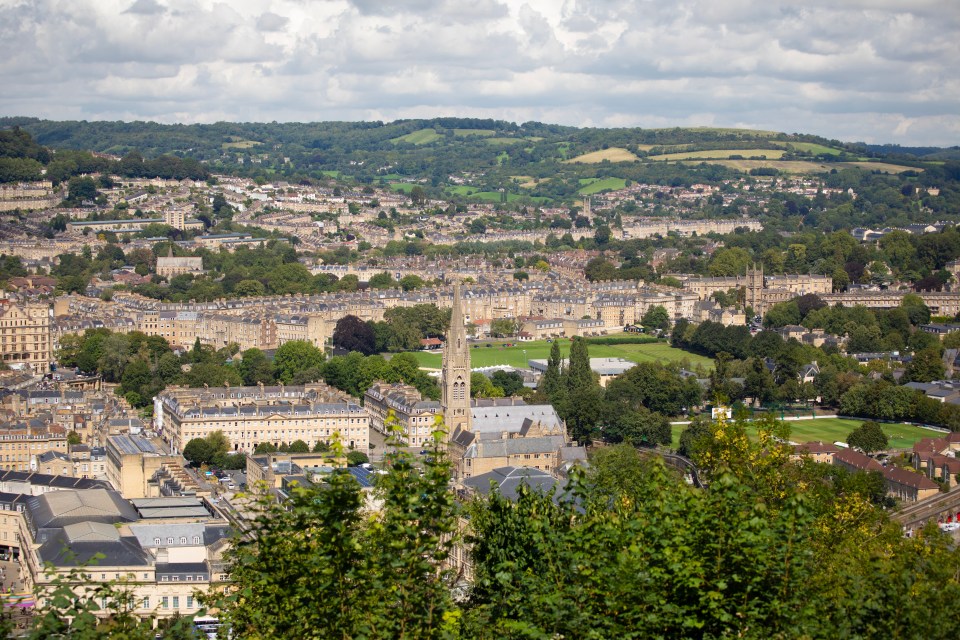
[565,147,640,163]
[411,339,713,370]
[669,417,939,450]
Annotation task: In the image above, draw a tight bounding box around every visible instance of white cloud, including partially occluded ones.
[0,0,956,145]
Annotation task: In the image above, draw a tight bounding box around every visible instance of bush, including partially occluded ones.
[346,451,369,466]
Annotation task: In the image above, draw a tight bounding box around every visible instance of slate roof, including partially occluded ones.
[462,466,567,502]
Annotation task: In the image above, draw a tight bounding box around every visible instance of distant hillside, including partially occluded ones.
[2,116,956,203]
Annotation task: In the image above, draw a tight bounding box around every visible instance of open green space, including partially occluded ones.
[771,141,842,155]
[390,129,441,145]
[704,160,834,174]
[565,147,640,163]
[412,339,713,370]
[578,177,627,195]
[390,183,418,193]
[443,186,552,203]
[669,417,939,450]
[222,140,259,149]
[453,129,495,137]
[485,137,525,145]
[649,149,787,161]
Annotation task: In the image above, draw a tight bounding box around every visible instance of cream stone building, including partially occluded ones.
[364,381,442,448]
[17,489,231,620]
[0,421,67,472]
[680,267,832,316]
[0,300,52,373]
[105,435,183,500]
[155,382,369,455]
[156,247,204,278]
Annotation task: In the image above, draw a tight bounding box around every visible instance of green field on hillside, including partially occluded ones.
[669,417,938,450]
[578,177,627,195]
[390,183,418,193]
[453,129,495,137]
[771,141,842,155]
[565,147,640,163]
[485,137,525,145]
[412,339,713,370]
[445,187,550,203]
[649,149,787,161]
[391,129,441,145]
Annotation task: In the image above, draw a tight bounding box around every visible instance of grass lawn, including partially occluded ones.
[411,339,712,370]
[390,183,417,193]
[565,147,640,163]
[669,417,939,451]
[391,129,441,145]
[578,177,627,195]
[648,149,787,161]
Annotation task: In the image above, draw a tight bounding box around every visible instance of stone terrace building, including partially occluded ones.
[0,299,52,374]
[155,383,369,455]
[364,381,441,448]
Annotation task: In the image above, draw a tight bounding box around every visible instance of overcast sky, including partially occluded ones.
[1,0,958,146]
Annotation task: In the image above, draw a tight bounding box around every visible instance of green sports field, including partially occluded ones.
[411,339,713,370]
[669,417,939,450]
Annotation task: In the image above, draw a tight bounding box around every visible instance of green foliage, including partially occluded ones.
[273,340,326,383]
[346,450,369,466]
[846,420,890,453]
[212,419,458,639]
[640,304,671,331]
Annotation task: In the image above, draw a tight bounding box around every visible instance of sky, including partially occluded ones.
[1,0,958,146]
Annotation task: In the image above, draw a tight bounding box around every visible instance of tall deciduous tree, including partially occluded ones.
[333,315,377,355]
[273,340,326,383]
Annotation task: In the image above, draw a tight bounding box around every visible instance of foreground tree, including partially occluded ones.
[847,420,889,453]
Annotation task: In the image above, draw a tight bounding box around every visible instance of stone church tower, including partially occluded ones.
[441,282,472,438]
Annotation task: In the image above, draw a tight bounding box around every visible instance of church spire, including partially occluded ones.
[441,281,471,439]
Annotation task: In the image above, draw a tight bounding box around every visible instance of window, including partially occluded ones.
[172,596,179,609]
[187,596,193,609]
[162,597,168,609]
[161,576,168,582]
[142,596,149,609]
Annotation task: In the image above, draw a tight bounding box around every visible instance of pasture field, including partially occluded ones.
[648,149,787,161]
[510,175,539,188]
[453,129,495,137]
[578,177,627,195]
[669,417,938,450]
[390,183,417,193]
[411,339,712,370]
[391,129,441,145]
[771,141,842,155]
[842,161,921,174]
[565,147,640,163]
[222,140,259,149]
